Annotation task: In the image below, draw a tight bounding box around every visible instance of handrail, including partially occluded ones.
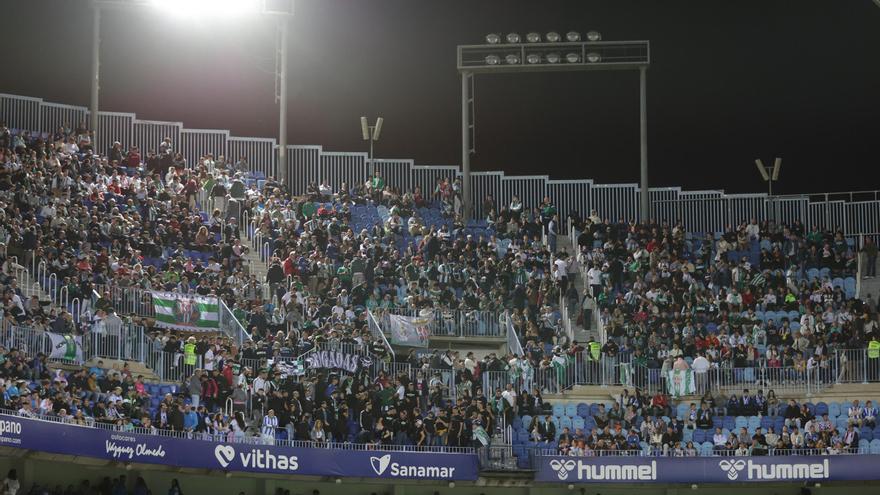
[219,297,251,346]
[367,308,395,360]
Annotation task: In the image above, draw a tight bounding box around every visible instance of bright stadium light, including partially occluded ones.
[485,33,501,44]
[149,0,261,18]
[457,30,651,220]
[90,0,294,184]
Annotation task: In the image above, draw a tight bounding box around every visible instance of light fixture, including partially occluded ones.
[545,31,561,42]
[485,33,501,44]
[526,53,541,64]
[545,53,561,64]
[360,117,370,141]
[565,31,581,42]
[586,30,602,41]
[565,52,580,63]
[504,54,520,64]
[148,0,260,18]
[372,118,383,141]
[485,54,501,65]
[506,32,521,43]
[526,32,542,43]
[586,52,602,63]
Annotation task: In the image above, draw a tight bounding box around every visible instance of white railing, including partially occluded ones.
[366,308,395,360]
[504,312,525,357]
[377,307,505,338]
[219,297,251,346]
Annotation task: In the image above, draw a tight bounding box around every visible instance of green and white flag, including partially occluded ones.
[666,369,695,398]
[473,424,490,446]
[47,333,83,363]
[619,363,633,386]
[151,291,219,331]
[276,359,305,378]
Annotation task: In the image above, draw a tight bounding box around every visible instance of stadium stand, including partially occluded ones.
[1,96,880,492]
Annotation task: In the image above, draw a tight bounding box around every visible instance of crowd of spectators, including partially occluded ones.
[4,117,880,465]
[514,386,880,458]
[568,211,879,376]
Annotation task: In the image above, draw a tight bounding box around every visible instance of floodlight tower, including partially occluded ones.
[89,0,295,184]
[755,157,782,219]
[360,116,384,168]
[458,31,651,221]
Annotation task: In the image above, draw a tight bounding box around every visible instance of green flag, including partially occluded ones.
[666,369,695,398]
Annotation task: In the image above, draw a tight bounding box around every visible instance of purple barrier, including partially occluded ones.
[536,454,880,483]
[0,415,477,481]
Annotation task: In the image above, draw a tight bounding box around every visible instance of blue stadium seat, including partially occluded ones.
[576,403,590,418]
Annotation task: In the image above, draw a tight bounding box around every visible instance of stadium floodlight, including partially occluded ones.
[755,159,770,181]
[373,117,384,141]
[457,31,651,221]
[485,33,501,44]
[755,157,783,218]
[89,0,294,184]
[148,0,261,18]
[360,117,370,141]
[361,117,384,167]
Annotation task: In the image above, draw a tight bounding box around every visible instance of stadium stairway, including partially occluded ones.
[552,236,599,345]
[858,252,880,300]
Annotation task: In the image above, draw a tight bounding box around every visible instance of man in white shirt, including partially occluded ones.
[587,265,603,297]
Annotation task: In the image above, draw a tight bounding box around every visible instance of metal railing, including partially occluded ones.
[219,297,251,346]
[367,308,395,359]
[505,313,525,357]
[377,308,504,339]
[0,321,149,366]
[628,364,832,397]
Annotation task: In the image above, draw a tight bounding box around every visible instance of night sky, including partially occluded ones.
[2,0,879,195]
